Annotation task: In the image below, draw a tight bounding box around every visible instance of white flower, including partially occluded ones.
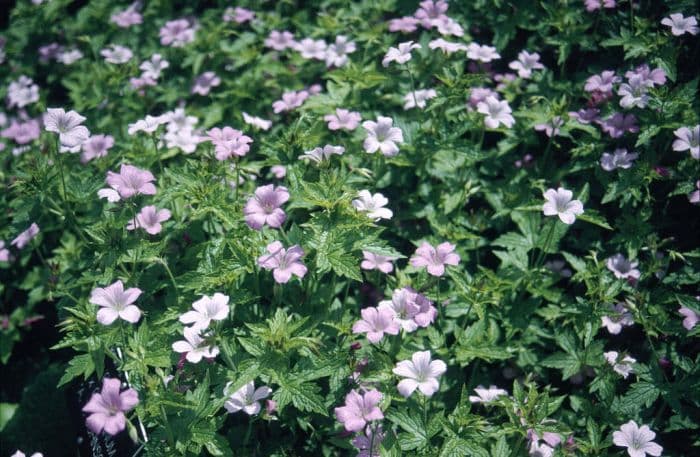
[618,75,649,109]
[672,125,699,159]
[604,351,636,379]
[542,187,584,225]
[164,128,201,154]
[392,351,447,398]
[295,38,327,60]
[56,49,83,65]
[382,41,421,67]
[100,44,133,64]
[179,293,230,330]
[466,43,500,62]
[10,452,43,457]
[224,381,272,415]
[428,38,467,54]
[508,50,544,78]
[362,116,403,156]
[6,76,39,108]
[661,13,699,36]
[44,108,90,148]
[352,190,393,220]
[98,188,121,202]
[299,144,345,163]
[600,148,639,171]
[127,114,168,135]
[242,112,272,130]
[325,35,356,67]
[140,54,169,79]
[477,96,515,128]
[528,441,554,457]
[434,16,464,37]
[468,385,508,403]
[613,421,663,457]
[606,253,641,280]
[403,89,437,110]
[601,303,634,334]
[172,326,219,363]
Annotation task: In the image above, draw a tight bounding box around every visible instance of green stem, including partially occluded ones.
[160,405,175,448]
[404,63,418,108]
[534,219,557,268]
[151,134,163,174]
[159,258,179,305]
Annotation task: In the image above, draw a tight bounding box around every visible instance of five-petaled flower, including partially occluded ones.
[90,280,143,325]
[672,125,699,159]
[82,378,139,436]
[469,385,508,403]
[606,253,641,281]
[127,205,171,235]
[410,241,460,276]
[258,241,308,283]
[352,190,393,221]
[172,326,220,363]
[324,108,361,131]
[362,116,404,156]
[393,350,447,398]
[244,185,290,230]
[613,421,663,457]
[352,306,400,343]
[361,251,396,273]
[179,293,230,330]
[104,164,157,199]
[382,41,421,67]
[334,389,384,432]
[224,381,272,415]
[44,108,90,148]
[661,13,699,36]
[477,96,515,129]
[542,187,584,225]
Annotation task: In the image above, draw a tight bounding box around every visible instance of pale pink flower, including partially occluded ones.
[600,148,638,171]
[601,303,634,334]
[272,90,309,113]
[468,87,498,109]
[509,50,544,78]
[584,0,616,12]
[404,89,437,110]
[206,126,253,160]
[434,16,463,36]
[223,7,255,24]
[678,306,699,330]
[335,389,384,432]
[0,241,10,262]
[469,385,508,403]
[179,293,230,330]
[388,16,420,33]
[625,64,666,87]
[139,54,169,79]
[382,41,421,67]
[429,38,467,54]
[257,241,307,283]
[295,38,327,60]
[528,441,554,457]
[11,223,39,250]
[299,144,345,163]
[613,421,662,457]
[410,241,460,276]
[242,112,272,130]
[244,185,289,230]
[352,190,393,220]
[271,165,286,178]
[265,30,296,51]
[672,125,699,159]
[542,187,584,224]
[352,424,384,457]
[164,129,202,154]
[362,116,403,156]
[324,108,361,131]
[224,381,272,415]
[352,307,400,343]
[599,113,639,138]
[477,96,515,128]
[82,378,139,436]
[466,43,501,62]
[378,288,421,332]
[584,70,620,93]
[172,326,219,363]
[56,49,83,65]
[191,72,221,96]
[126,205,171,235]
[38,43,63,63]
[90,280,142,325]
[111,4,142,28]
[534,117,564,137]
[100,44,133,64]
[44,108,90,148]
[689,181,700,204]
[105,164,156,199]
[618,74,650,109]
[159,19,196,47]
[325,35,356,67]
[606,253,640,280]
[6,76,39,108]
[393,351,446,398]
[604,351,636,378]
[361,251,395,273]
[414,0,449,28]
[1,119,41,145]
[81,134,114,163]
[661,13,698,36]
[568,108,600,124]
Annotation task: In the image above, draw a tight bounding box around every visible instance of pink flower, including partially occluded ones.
[325,35,356,67]
[672,125,699,159]
[404,89,437,110]
[534,117,564,137]
[100,44,133,64]
[44,108,90,148]
[600,148,638,171]
[584,70,620,93]
[11,223,39,250]
[468,87,498,110]
[334,389,384,432]
[410,241,460,276]
[110,5,142,28]
[466,43,501,62]
[661,13,698,36]
[352,424,385,457]
[82,378,139,436]
[689,181,700,204]
[361,251,395,273]
[599,113,639,138]
[0,241,10,262]
[362,116,404,156]
[542,187,584,225]
[601,303,634,334]
[352,307,400,343]
[105,164,157,199]
[584,0,616,12]
[179,293,230,331]
[295,38,327,60]
[1,119,40,144]
[270,165,286,178]
[159,19,196,47]
[469,385,508,403]
[224,381,272,415]
[126,205,172,235]
[90,280,142,325]
[191,71,221,96]
[81,134,114,163]
[273,90,309,113]
[6,76,39,108]
[613,421,662,457]
[477,96,514,128]
[258,241,307,283]
[172,326,219,363]
[388,16,420,33]
[429,38,467,54]
[508,50,544,78]
[244,184,289,230]
[606,253,640,280]
[206,126,253,160]
[265,30,296,51]
[382,41,421,67]
[625,65,666,87]
[324,108,361,131]
[223,7,255,24]
[393,350,447,397]
[568,108,600,124]
[678,306,699,330]
[414,0,449,28]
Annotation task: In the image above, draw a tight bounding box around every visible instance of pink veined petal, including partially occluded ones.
[243,402,262,415]
[172,341,193,353]
[273,267,293,284]
[82,393,107,413]
[393,360,418,378]
[558,211,576,225]
[265,208,287,228]
[363,407,384,422]
[288,262,308,279]
[343,416,367,432]
[426,263,446,276]
[366,331,384,343]
[429,359,447,377]
[97,307,120,325]
[378,141,399,156]
[417,378,440,397]
[119,305,142,323]
[443,252,460,266]
[643,442,663,456]
[567,200,584,214]
[179,310,201,324]
[122,287,142,305]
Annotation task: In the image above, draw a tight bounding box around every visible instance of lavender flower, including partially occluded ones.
[672,125,699,159]
[192,72,221,96]
[466,43,501,62]
[82,378,139,436]
[469,385,508,403]
[599,113,638,138]
[258,241,307,283]
[601,303,634,334]
[90,280,142,325]
[508,50,544,78]
[224,381,272,415]
[410,241,460,276]
[352,190,393,221]
[126,205,171,235]
[678,306,699,330]
[382,41,421,67]
[542,187,584,224]
[613,421,662,457]
[334,389,384,432]
[105,164,157,199]
[244,185,289,230]
[393,351,447,397]
[352,307,400,343]
[172,326,219,363]
[100,44,133,64]
[661,13,699,36]
[600,148,638,171]
[604,351,636,378]
[81,134,114,163]
[6,76,39,108]
[362,116,403,156]
[361,251,395,273]
[11,223,39,249]
[324,108,361,131]
[44,108,90,148]
[606,253,640,280]
[179,293,230,330]
[206,126,253,160]
[159,19,196,47]
[477,96,515,128]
